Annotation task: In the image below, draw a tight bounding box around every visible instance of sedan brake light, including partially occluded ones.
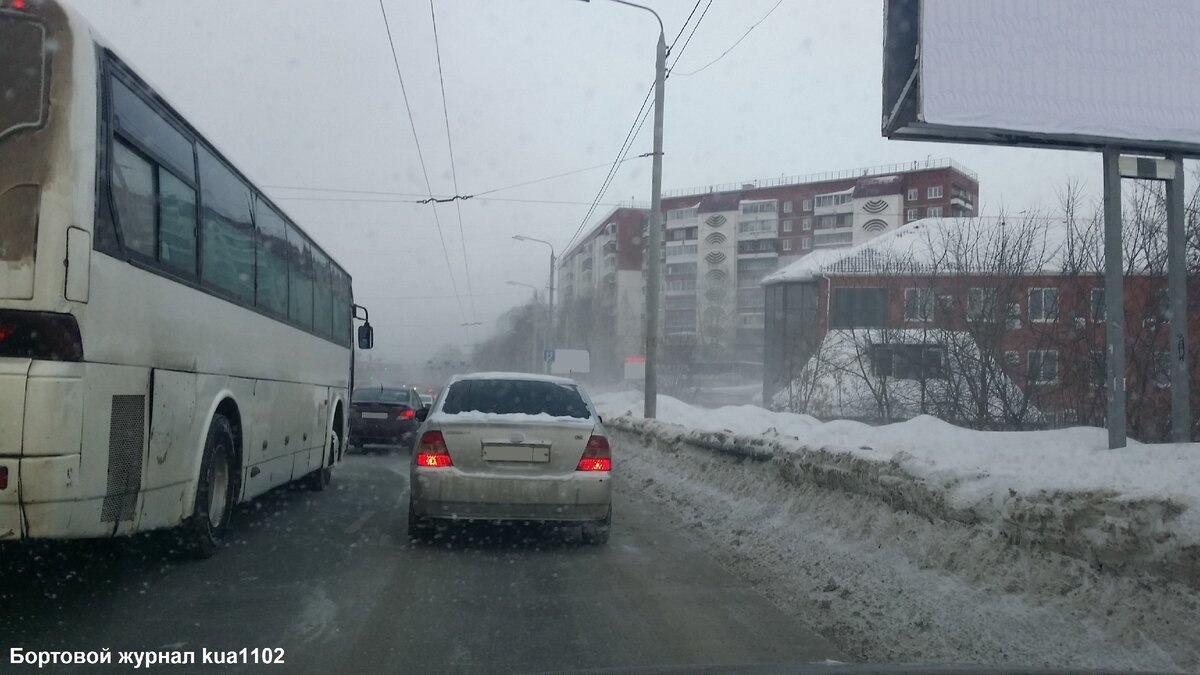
[416,431,452,468]
[576,435,611,472]
[398,408,415,420]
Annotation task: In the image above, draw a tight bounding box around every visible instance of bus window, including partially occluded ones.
[199,148,255,303]
[254,201,290,317]
[158,169,197,275]
[313,249,333,339]
[333,268,350,345]
[112,78,195,182]
[110,141,156,257]
[0,17,46,141]
[287,224,314,329]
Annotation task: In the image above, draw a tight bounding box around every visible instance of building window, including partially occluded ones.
[904,288,934,322]
[906,208,918,222]
[907,188,917,201]
[801,237,812,250]
[829,287,887,328]
[1004,350,1020,365]
[782,239,793,251]
[741,201,776,214]
[667,206,699,221]
[737,220,775,235]
[1091,287,1106,322]
[818,215,836,228]
[1029,288,1059,322]
[782,219,793,232]
[927,206,943,218]
[1028,350,1058,383]
[783,201,793,213]
[801,217,812,230]
[802,198,812,211]
[1004,303,1022,329]
[967,287,997,321]
[927,185,943,199]
[871,344,946,380]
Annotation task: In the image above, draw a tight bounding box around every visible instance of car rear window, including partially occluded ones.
[441,380,591,418]
[352,388,412,405]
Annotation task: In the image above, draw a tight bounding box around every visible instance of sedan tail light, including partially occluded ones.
[416,431,452,468]
[576,435,611,472]
[398,408,415,420]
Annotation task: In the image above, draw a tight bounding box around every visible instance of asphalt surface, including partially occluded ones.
[0,444,843,674]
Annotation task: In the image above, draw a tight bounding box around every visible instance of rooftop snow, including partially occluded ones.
[762,217,1084,284]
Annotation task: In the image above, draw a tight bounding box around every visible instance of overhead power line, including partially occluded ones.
[675,0,784,77]
[564,0,714,255]
[269,193,634,208]
[667,0,713,74]
[377,0,467,322]
[428,0,476,320]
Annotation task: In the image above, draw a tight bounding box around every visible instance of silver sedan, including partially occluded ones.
[407,372,612,544]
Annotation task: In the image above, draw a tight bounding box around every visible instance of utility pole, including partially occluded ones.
[578,0,665,419]
[644,28,665,420]
[512,235,556,373]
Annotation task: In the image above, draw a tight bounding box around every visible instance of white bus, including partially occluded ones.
[0,0,374,556]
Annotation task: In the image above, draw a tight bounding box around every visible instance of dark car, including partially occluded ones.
[348,386,426,452]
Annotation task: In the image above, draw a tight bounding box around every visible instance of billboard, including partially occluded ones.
[883,0,1200,155]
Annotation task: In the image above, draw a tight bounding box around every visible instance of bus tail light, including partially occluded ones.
[415,431,452,468]
[0,310,83,361]
[0,466,7,490]
[576,435,611,472]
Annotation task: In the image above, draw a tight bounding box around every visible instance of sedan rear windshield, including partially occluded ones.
[441,380,590,418]
[352,388,412,405]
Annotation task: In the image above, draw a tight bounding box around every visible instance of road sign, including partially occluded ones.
[544,349,555,363]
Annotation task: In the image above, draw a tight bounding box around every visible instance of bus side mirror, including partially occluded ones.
[357,323,374,350]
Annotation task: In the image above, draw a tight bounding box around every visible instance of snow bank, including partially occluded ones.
[595,392,1200,589]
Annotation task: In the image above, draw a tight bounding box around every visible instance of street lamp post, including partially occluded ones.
[578,0,665,419]
[512,235,556,370]
[508,281,542,373]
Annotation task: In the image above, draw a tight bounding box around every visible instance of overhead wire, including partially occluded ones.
[563,0,713,255]
[428,0,476,320]
[674,0,784,77]
[377,0,467,322]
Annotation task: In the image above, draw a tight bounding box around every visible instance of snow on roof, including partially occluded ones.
[762,217,1081,285]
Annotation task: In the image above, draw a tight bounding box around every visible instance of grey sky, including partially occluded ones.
[70,0,1102,373]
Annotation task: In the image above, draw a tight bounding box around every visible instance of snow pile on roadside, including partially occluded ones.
[610,429,1200,671]
[595,391,1200,588]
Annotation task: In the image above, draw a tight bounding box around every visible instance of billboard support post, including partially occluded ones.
[1102,150,1126,449]
[1166,155,1190,442]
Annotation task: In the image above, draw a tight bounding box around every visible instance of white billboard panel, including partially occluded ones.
[883,0,1200,155]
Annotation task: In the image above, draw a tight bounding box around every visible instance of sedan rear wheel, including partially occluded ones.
[408,501,434,542]
[581,506,611,545]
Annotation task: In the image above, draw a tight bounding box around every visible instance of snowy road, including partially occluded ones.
[0,449,842,674]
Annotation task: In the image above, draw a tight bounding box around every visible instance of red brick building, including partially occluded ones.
[763,217,1200,440]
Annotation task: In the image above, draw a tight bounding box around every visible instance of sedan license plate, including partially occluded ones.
[482,445,550,463]
[361,412,389,420]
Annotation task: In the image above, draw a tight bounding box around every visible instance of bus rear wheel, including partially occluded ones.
[304,426,338,492]
[180,414,236,559]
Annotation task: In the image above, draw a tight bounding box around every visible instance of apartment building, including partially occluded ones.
[557,206,648,381]
[761,217,1200,440]
[658,158,978,366]
[557,158,979,381]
